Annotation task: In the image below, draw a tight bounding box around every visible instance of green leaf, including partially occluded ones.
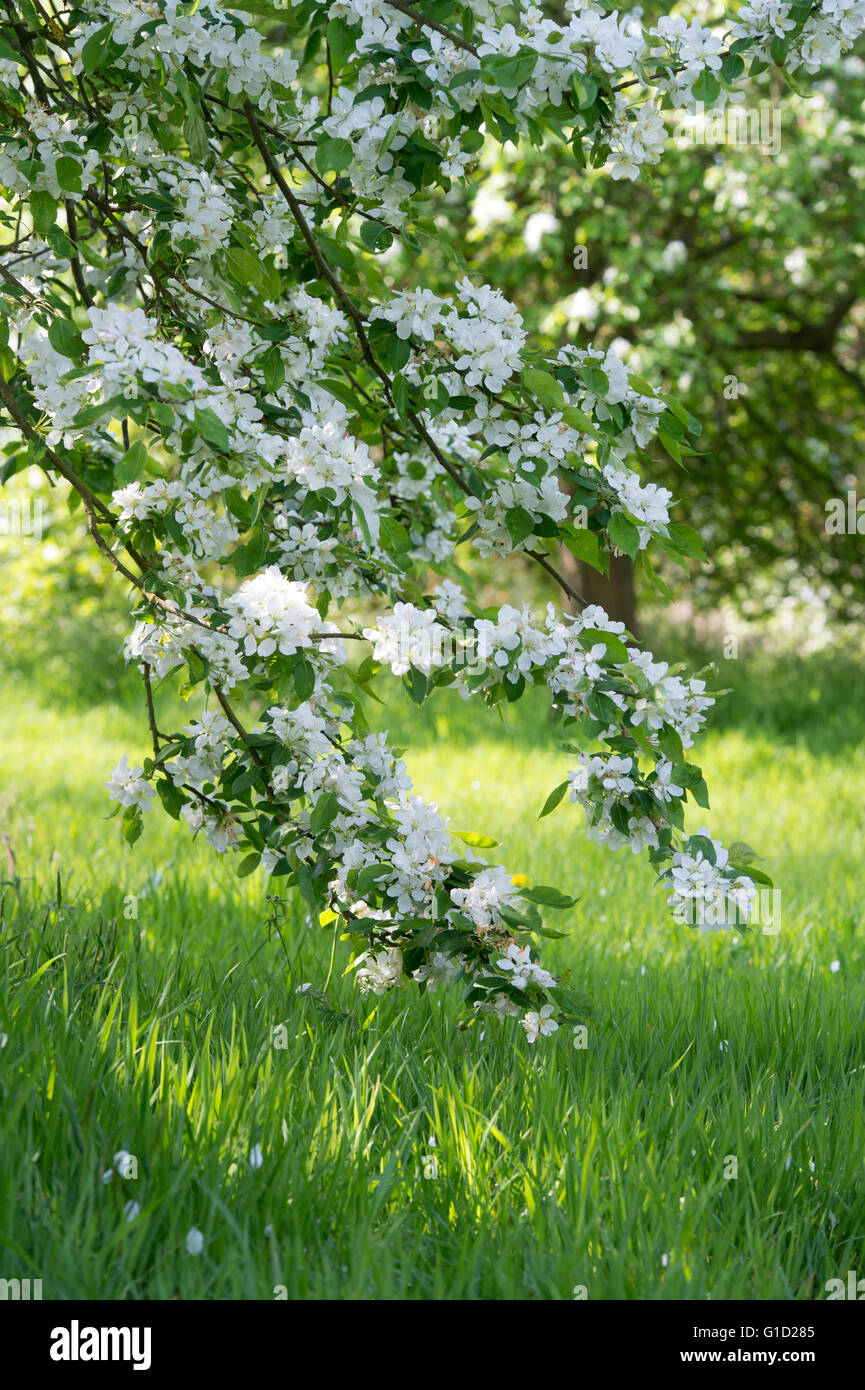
[721,53,745,83]
[121,805,143,846]
[0,346,16,383]
[81,22,115,75]
[636,549,672,601]
[539,780,568,820]
[193,407,231,452]
[55,156,82,194]
[115,438,147,485]
[505,506,535,547]
[658,725,685,765]
[392,373,410,419]
[572,74,598,109]
[582,364,609,396]
[404,666,428,706]
[383,332,410,371]
[360,220,393,253]
[316,137,353,174]
[260,345,285,393]
[562,405,596,434]
[30,190,58,236]
[581,687,614,727]
[660,393,701,435]
[184,649,207,686]
[294,658,316,701]
[523,366,564,409]
[454,831,499,848]
[692,70,721,104]
[481,51,538,89]
[521,885,578,909]
[688,833,716,865]
[728,841,761,865]
[183,104,210,163]
[225,245,268,290]
[230,766,259,794]
[310,790,339,834]
[668,523,707,562]
[379,515,411,555]
[580,628,629,662]
[658,429,684,465]
[565,524,605,573]
[236,852,261,877]
[294,860,318,907]
[46,227,76,259]
[48,317,85,361]
[607,510,640,559]
[742,865,774,888]
[627,371,656,397]
[354,862,391,895]
[688,776,710,810]
[156,779,184,820]
[769,37,789,65]
[327,17,357,69]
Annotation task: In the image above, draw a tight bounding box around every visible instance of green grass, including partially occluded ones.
[0,654,864,1300]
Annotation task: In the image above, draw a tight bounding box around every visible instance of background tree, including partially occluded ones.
[389,8,865,625]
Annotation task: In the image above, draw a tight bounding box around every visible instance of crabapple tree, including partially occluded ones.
[0,0,853,1040]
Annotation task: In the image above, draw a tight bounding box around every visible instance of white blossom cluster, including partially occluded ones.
[663,827,759,924]
[224,568,342,662]
[82,307,210,399]
[731,0,865,73]
[73,0,299,106]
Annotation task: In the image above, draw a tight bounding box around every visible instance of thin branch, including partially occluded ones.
[213,685,267,772]
[385,1,479,56]
[0,376,114,523]
[142,664,161,757]
[530,548,588,609]
[64,200,95,309]
[244,101,386,380]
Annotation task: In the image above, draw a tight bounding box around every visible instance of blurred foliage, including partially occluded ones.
[0,465,133,703]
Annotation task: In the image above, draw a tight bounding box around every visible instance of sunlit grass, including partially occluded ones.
[0,665,863,1299]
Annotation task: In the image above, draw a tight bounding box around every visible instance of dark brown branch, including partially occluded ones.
[385,1,479,56]
[213,685,267,771]
[64,200,95,308]
[0,376,114,523]
[142,664,161,757]
[736,292,858,353]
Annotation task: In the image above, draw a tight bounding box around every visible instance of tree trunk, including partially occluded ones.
[559,547,639,637]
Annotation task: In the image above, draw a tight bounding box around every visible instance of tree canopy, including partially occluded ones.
[0,0,859,1038]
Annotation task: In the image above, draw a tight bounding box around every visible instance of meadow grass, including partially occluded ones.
[0,652,863,1300]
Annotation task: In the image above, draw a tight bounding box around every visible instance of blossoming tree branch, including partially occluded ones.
[0,0,859,1041]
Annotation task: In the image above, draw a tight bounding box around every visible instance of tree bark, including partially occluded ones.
[559,547,639,637]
